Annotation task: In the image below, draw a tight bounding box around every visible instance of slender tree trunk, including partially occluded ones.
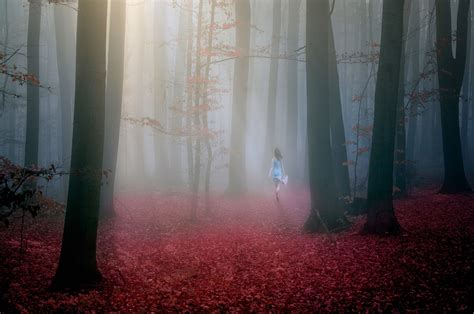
[170,2,189,187]
[406,0,420,164]
[100,0,126,218]
[435,0,471,193]
[394,0,412,199]
[264,0,281,161]
[185,0,194,188]
[203,0,216,214]
[285,0,301,179]
[54,2,76,201]
[460,7,471,163]
[227,0,250,195]
[363,0,404,235]
[328,20,351,200]
[51,0,108,290]
[191,0,204,220]
[24,0,41,168]
[304,0,347,233]
[154,1,170,188]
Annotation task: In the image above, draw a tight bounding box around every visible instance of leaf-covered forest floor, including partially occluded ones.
[1,186,473,312]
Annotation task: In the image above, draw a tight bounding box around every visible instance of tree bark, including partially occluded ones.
[304,0,347,233]
[24,0,41,168]
[100,0,126,218]
[51,0,108,290]
[363,0,404,235]
[435,0,471,193]
[329,20,351,200]
[394,0,412,199]
[227,0,250,195]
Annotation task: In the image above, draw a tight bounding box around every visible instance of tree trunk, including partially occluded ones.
[54,2,76,201]
[264,0,281,161]
[191,0,204,220]
[285,0,301,181]
[170,1,189,187]
[51,0,108,290]
[328,20,351,200]
[394,0,412,199]
[227,0,250,195]
[460,7,471,164]
[435,0,471,193]
[363,0,404,235]
[203,0,216,214]
[24,0,41,168]
[185,0,194,189]
[304,0,347,233]
[100,0,126,218]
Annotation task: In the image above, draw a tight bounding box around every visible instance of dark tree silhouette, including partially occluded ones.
[304,0,347,233]
[51,0,108,290]
[435,0,471,194]
[24,0,41,168]
[363,0,404,235]
[227,0,250,195]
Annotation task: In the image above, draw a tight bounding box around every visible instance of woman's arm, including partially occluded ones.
[268,158,273,177]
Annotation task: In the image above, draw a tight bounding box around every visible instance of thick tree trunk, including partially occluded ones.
[285,0,301,180]
[435,0,471,194]
[52,0,108,290]
[227,0,250,195]
[24,0,41,168]
[264,0,281,161]
[363,0,404,235]
[304,0,347,233]
[100,0,126,218]
[328,20,351,200]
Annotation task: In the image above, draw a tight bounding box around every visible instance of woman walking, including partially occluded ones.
[268,148,286,201]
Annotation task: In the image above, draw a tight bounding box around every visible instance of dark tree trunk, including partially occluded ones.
[100,0,126,218]
[363,0,404,235]
[264,0,281,160]
[406,0,420,164]
[285,0,301,180]
[227,0,250,195]
[460,8,471,164]
[24,0,41,168]
[328,20,351,200]
[304,0,347,233]
[51,0,108,290]
[435,0,471,193]
[394,0,412,199]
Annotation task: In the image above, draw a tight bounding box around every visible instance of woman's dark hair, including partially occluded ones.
[274,148,283,161]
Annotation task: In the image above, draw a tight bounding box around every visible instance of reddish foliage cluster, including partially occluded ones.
[0,188,473,312]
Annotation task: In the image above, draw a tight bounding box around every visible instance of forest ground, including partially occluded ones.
[0,185,473,312]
